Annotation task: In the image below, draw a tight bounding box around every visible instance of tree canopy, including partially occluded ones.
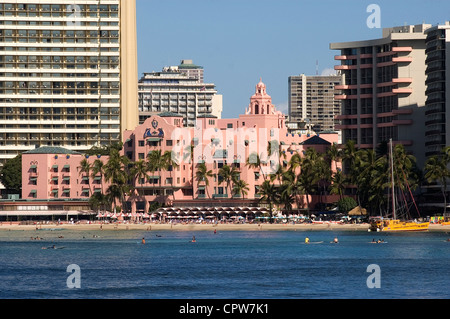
[0,154,22,192]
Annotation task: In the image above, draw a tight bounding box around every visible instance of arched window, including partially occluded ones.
[254,104,259,114]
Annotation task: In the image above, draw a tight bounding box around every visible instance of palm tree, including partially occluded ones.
[162,150,179,202]
[147,150,165,197]
[326,143,342,172]
[246,152,267,181]
[342,139,358,181]
[89,191,109,216]
[131,159,149,197]
[425,152,450,215]
[288,152,302,174]
[330,169,346,201]
[392,143,418,191]
[298,148,322,213]
[103,148,131,213]
[91,158,105,194]
[218,164,239,197]
[79,158,92,197]
[282,168,304,214]
[232,179,249,199]
[195,163,213,199]
[105,183,130,215]
[258,180,280,221]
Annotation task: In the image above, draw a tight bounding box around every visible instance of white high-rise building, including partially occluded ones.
[0,0,139,164]
[138,65,222,126]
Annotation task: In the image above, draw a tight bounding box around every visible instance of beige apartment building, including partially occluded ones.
[0,0,138,164]
[288,74,343,133]
[330,24,431,168]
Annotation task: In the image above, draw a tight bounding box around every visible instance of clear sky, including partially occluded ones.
[136,0,450,119]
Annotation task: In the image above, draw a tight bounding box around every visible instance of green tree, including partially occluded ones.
[195,163,213,199]
[91,158,105,194]
[330,169,347,201]
[162,150,179,202]
[246,152,267,181]
[218,164,239,197]
[131,159,149,197]
[281,168,304,214]
[89,191,109,215]
[0,154,22,193]
[299,148,324,212]
[258,180,280,221]
[326,143,342,172]
[147,149,165,192]
[425,149,450,215]
[79,158,92,197]
[103,148,131,213]
[232,179,249,199]
[337,197,358,214]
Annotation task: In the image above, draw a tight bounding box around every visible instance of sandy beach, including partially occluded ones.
[1,222,449,232]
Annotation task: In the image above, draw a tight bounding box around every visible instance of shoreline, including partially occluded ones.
[1,222,450,232]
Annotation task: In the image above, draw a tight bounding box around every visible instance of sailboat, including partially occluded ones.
[369,139,429,232]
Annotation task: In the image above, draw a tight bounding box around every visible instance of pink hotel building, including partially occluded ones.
[21,80,339,214]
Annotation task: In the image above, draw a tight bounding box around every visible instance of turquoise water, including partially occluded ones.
[0,229,449,299]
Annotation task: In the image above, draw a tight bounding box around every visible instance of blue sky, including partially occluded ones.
[136,0,450,119]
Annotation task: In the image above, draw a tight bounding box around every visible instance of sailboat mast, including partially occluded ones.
[390,139,396,220]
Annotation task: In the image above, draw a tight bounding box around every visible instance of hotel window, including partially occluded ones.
[166,140,173,146]
[138,140,145,147]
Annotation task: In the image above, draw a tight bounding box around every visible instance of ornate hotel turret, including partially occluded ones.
[245,79,285,129]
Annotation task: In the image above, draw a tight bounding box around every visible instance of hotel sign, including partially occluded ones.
[144,120,164,139]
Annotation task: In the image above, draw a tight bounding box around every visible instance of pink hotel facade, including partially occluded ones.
[21,80,339,213]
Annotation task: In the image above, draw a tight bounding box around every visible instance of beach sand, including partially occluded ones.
[1,222,449,232]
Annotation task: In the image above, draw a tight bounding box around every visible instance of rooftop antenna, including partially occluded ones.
[316,60,319,76]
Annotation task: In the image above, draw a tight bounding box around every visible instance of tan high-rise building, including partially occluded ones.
[0,0,138,164]
[330,24,431,168]
[288,74,343,133]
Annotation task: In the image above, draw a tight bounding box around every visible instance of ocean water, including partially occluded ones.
[0,228,449,299]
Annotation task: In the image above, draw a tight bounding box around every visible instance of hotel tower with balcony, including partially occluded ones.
[330,24,431,167]
[0,0,139,165]
[424,22,450,158]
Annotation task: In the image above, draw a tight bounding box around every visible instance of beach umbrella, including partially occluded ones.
[143,213,149,218]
